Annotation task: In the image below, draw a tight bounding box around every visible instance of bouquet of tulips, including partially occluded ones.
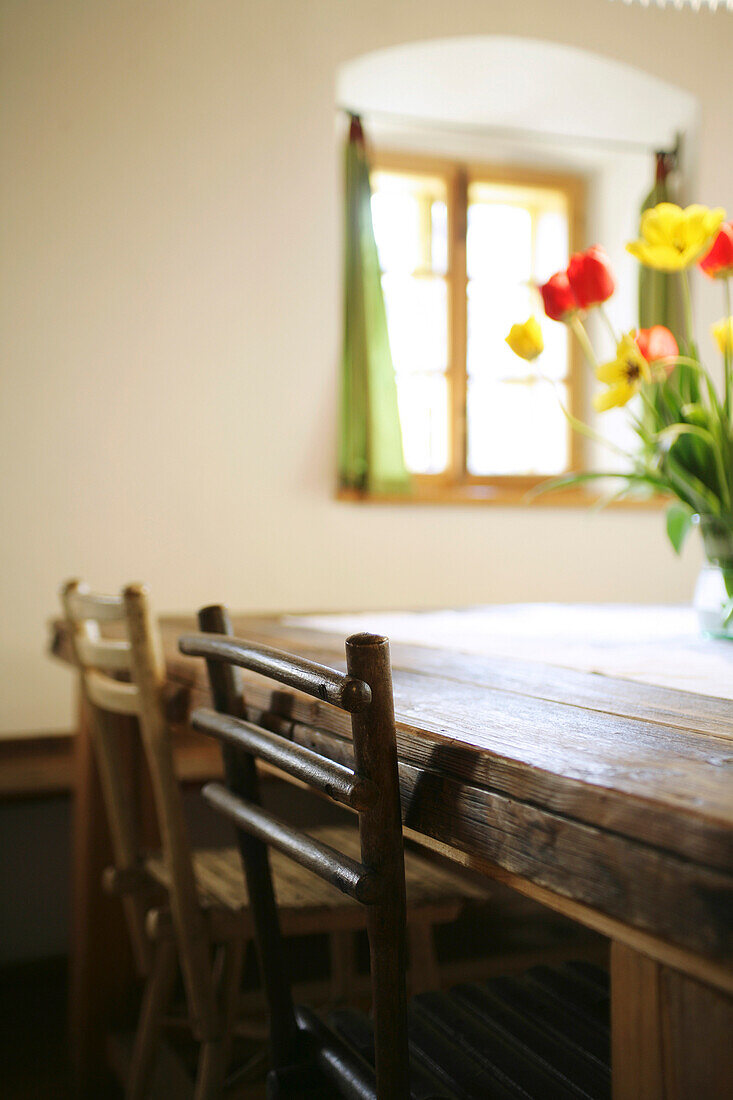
[507,203,733,605]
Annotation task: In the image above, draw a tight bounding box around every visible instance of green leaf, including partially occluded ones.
[666,502,694,555]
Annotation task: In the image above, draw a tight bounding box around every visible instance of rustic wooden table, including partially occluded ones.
[54,605,733,1098]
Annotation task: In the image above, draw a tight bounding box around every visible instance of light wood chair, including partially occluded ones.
[183,612,611,1099]
[60,581,490,1099]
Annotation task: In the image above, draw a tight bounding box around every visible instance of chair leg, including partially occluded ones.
[408,920,439,996]
[126,939,178,1100]
[194,1039,226,1100]
[329,929,357,1005]
[220,939,244,1074]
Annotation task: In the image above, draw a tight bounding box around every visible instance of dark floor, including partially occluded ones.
[0,955,269,1099]
[1,776,612,1097]
[1,956,74,1099]
[2,892,608,1099]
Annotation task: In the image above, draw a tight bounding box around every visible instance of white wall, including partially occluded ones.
[2,0,732,735]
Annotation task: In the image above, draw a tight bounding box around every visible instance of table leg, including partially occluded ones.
[68,694,136,1097]
[611,940,733,1099]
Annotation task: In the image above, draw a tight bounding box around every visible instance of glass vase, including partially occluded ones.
[693,515,733,640]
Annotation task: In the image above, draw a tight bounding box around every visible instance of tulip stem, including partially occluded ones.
[680,269,696,354]
[598,305,618,346]
[724,277,732,419]
[569,315,599,370]
[548,380,634,462]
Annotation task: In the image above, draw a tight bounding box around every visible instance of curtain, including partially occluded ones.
[338,116,410,494]
[638,151,686,452]
[638,152,684,340]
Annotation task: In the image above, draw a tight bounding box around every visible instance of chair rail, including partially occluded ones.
[64,586,126,623]
[191,707,377,811]
[201,782,380,904]
[85,670,141,715]
[178,633,371,713]
[76,635,132,672]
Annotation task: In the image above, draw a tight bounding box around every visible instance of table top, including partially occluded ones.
[53,603,733,986]
[295,604,733,700]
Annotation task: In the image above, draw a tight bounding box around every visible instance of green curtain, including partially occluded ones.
[638,151,686,453]
[338,116,410,495]
[638,152,684,341]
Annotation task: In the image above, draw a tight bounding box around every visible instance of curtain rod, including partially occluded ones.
[337,104,680,161]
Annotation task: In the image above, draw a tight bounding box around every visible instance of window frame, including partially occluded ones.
[366,148,587,505]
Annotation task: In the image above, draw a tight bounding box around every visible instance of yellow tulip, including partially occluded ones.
[712,316,733,356]
[593,334,651,412]
[505,317,544,361]
[627,202,725,272]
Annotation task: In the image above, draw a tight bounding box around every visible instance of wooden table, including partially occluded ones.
[55,605,733,1098]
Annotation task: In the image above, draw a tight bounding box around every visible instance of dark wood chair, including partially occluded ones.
[181,608,611,1099]
[61,581,489,1098]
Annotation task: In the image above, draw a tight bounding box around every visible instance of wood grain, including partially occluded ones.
[281,721,733,965]
[51,609,733,987]
[611,942,733,1099]
[159,617,733,871]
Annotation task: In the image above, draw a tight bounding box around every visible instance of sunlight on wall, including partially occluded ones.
[2,2,729,735]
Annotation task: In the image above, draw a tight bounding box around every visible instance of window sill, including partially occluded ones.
[337,483,668,509]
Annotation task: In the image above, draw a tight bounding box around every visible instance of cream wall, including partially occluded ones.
[2,0,732,735]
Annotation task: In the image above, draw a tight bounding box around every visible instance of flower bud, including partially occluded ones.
[567,245,615,310]
[539,272,577,322]
[505,317,544,361]
[712,317,733,356]
[635,326,678,372]
[699,222,733,279]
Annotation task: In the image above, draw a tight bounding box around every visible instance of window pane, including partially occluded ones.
[371,190,422,273]
[540,320,570,381]
[467,379,569,476]
[370,165,575,483]
[535,210,569,282]
[467,281,533,379]
[431,200,448,275]
[467,280,569,382]
[382,274,447,373]
[467,203,532,282]
[396,373,449,474]
[371,170,448,275]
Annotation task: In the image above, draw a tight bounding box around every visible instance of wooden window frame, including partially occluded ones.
[345,149,595,507]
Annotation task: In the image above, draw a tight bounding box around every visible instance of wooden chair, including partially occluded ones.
[60,581,489,1099]
[182,612,612,1099]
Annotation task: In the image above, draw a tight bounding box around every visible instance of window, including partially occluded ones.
[370,152,584,502]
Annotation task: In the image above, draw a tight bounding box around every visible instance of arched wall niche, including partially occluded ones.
[337,36,698,159]
[336,36,700,465]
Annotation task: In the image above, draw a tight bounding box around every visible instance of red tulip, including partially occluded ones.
[539,271,577,322]
[567,245,616,310]
[635,326,678,372]
[699,222,733,279]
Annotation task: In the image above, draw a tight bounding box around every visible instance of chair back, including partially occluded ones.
[180,605,410,1099]
[60,580,218,1039]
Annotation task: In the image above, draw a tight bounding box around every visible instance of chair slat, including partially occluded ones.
[328,1007,464,1100]
[65,587,126,622]
[294,1005,377,1100]
[85,669,140,715]
[524,966,610,1027]
[201,782,379,904]
[412,991,595,1100]
[76,635,132,672]
[453,983,610,1098]
[487,975,610,1066]
[178,633,371,713]
[406,1007,524,1100]
[191,707,377,811]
